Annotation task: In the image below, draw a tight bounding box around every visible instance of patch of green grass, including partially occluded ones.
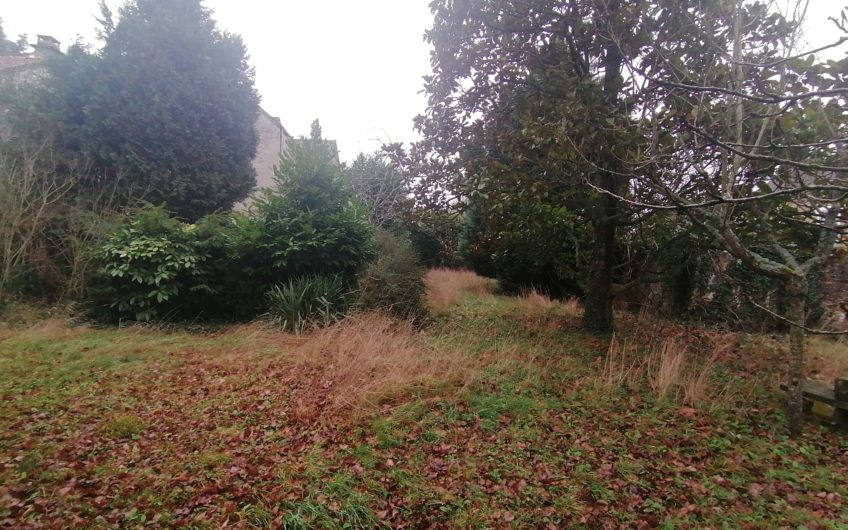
[470,392,539,432]
[240,504,273,529]
[15,450,42,479]
[2,290,848,528]
[337,499,381,529]
[280,512,311,530]
[352,444,378,469]
[102,414,145,439]
[197,450,230,468]
[372,418,404,449]
[281,501,333,528]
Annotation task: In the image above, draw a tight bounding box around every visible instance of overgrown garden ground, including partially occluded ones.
[1,270,847,529]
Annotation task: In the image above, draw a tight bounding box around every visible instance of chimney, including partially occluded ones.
[31,35,61,58]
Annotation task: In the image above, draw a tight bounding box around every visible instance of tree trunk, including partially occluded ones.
[583,174,617,333]
[582,0,622,335]
[784,274,807,437]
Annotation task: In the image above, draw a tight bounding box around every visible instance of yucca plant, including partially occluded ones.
[265,275,352,333]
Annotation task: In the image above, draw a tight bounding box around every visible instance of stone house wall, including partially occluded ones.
[252,109,291,192]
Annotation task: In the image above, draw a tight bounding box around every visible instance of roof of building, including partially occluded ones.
[259,107,293,139]
[0,56,44,72]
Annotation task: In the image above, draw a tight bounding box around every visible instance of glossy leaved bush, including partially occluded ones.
[88,125,376,323]
[89,207,211,321]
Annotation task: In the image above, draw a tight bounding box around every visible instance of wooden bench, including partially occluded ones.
[780,378,848,432]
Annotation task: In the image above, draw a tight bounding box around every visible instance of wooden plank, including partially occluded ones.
[780,380,848,410]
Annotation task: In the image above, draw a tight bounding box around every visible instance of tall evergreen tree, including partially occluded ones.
[16,0,260,221]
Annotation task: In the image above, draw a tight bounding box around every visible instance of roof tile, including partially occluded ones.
[0,56,43,71]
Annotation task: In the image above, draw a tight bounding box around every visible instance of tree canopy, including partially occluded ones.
[417,0,672,331]
[13,0,260,221]
[415,0,848,434]
[252,119,375,283]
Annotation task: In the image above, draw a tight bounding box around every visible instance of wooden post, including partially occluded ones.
[835,379,848,433]
[835,378,848,402]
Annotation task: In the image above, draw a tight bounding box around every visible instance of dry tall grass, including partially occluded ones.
[516,289,554,311]
[2,317,86,342]
[515,289,582,319]
[646,339,687,401]
[682,349,724,407]
[807,336,848,382]
[290,312,474,413]
[602,333,726,407]
[603,335,640,388]
[558,297,582,317]
[425,268,493,312]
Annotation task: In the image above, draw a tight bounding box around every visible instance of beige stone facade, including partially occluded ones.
[0,58,46,142]
[253,108,292,192]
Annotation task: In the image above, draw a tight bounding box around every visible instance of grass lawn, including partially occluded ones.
[1,275,847,529]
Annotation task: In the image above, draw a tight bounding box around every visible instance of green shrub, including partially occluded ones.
[358,231,428,324]
[87,201,372,324]
[254,197,375,284]
[460,198,590,298]
[250,122,376,286]
[186,212,264,319]
[85,124,378,323]
[89,206,209,321]
[265,275,352,333]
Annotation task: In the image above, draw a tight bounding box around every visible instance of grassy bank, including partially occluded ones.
[1,271,846,528]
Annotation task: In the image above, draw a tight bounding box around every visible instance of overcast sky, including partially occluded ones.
[2,1,845,163]
[2,0,434,163]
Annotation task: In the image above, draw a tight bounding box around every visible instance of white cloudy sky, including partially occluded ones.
[2,1,845,162]
[2,0,434,162]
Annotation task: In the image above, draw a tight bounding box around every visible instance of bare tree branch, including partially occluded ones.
[683,121,848,173]
[749,299,848,335]
[584,177,848,211]
[732,36,848,68]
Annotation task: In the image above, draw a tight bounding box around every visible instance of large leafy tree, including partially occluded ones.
[17,0,260,221]
[452,81,596,295]
[418,0,847,434]
[417,0,663,332]
[606,1,848,435]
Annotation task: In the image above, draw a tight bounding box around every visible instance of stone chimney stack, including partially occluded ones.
[31,35,61,58]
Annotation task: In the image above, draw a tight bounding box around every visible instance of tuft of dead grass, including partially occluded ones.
[516,289,554,311]
[647,339,687,401]
[603,334,640,388]
[515,290,582,319]
[289,312,474,413]
[2,318,87,343]
[425,268,494,312]
[602,333,728,407]
[558,297,582,317]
